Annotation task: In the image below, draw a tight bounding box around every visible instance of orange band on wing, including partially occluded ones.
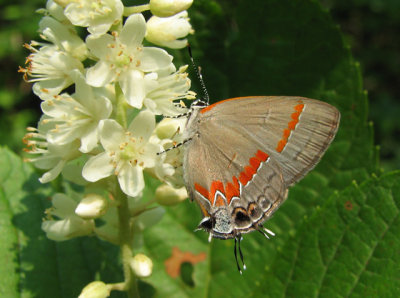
[194,150,270,207]
[256,150,269,161]
[225,176,240,202]
[200,96,257,114]
[276,102,304,153]
[195,183,210,200]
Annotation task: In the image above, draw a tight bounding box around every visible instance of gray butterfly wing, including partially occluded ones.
[183,96,340,238]
[198,96,340,187]
[183,114,288,237]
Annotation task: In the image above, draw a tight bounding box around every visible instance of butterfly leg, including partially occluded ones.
[238,236,246,271]
[162,111,190,119]
[234,237,243,274]
[156,137,193,155]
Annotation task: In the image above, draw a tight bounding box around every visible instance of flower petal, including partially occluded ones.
[99,119,125,151]
[86,34,114,59]
[128,110,155,140]
[120,14,146,48]
[73,70,93,101]
[140,143,160,168]
[159,39,188,49]
[138,47,173,72]
[39,159,66,183]
[120,70,146,108]
[79,124,99,153]
[82,152,114,182]
[86,60,116,87]
[118,164,144,197]
[42,217,93,241]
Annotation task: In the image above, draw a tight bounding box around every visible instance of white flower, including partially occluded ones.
[145,11,193,49]
[82,111,162,197]
[42,193,95,241]
[143,65,196,115]
[150,0,193,17]
[85,14,173,108]
[20,16,87,98]
[130,254,153,278]
[24,121,82,183]
[64,0,124,36]
[40,71,113,153]
[39,16,88,61]
[21,44,84,99]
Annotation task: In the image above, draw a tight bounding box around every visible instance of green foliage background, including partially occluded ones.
[0,0,399,297]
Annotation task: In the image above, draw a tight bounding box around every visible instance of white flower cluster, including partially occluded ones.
[21,0,195,250]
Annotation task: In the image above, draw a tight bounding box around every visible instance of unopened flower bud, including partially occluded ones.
[53,0,71,8]
[155,184,187,206]
[150,0,193,17]
[146,11,193,49]
[155,118,183,140]
[130,254,153,278]
[75,194,108,219]
[78,281,110,298]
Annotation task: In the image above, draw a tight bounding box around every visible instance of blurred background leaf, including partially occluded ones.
[0,0,43,153]
[323,0,400,171]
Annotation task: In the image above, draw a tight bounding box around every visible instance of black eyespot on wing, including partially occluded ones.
[198,217,213,231]
[233,207,251,225]
[247,202,262,219]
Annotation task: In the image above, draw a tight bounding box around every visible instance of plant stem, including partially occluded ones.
[116,183,139,297]
[115,83,127,128]
[124,4,150,16]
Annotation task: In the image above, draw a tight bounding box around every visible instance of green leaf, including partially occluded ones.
[252,171,400,297]
[0,148,123,297]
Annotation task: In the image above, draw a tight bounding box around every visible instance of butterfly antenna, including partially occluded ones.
[188,44,210,105]
[238,236,246,271]
[234,237,243,274]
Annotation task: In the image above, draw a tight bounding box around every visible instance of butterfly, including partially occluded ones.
[182,95,340,273]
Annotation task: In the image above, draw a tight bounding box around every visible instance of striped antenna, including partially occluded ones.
[188,44,210,105]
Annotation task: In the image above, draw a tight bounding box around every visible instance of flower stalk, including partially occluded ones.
[115,82,128,128]
[124,4,151,16]
[116,182,139,297]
